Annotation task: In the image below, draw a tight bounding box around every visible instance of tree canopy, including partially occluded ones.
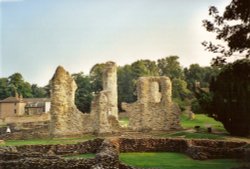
[0,73,48,100]
[208,59,250,136]
[203,0,250,65]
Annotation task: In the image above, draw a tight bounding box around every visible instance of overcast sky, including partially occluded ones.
[0,0,230,86]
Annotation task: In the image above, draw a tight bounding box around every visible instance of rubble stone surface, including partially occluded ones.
[122,76,181,131]
[49,66,93,136]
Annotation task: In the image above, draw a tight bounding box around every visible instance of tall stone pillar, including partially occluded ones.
[49,66,85,136]
[102,61,118,119]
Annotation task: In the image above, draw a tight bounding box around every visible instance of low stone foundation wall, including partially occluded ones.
[0,121,50,140]
[0,139,119,169]
[16,138,104,155]
[4,114,50,124]
[118,138,189,153]
[0,138,249,169]
[118,138,248,160]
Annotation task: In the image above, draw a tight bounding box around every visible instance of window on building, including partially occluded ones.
[14,109,16,114]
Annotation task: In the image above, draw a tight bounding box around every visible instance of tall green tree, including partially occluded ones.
[157,56,184,79]
[118,60,159,109]
[184,64,220,90]
[206,59,250,136]
[8,73,33,98]
[0,78,12,100]
[203,0,250,65]
[89,63,105,92]
[157,56,191,103]
[118,65,136,105]
[31,84,47,98]
[172,78,191,100]
[72,72,93,113]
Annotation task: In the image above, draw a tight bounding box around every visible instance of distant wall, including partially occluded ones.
[4,114,50,124]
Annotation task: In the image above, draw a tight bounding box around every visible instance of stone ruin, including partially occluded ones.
[1,138,249,169]
[49,61,120,137]
[102,61,118,119]
[2,61,181,138]
[122,76,181,131]
[50,63,181,136]
[49,66,93,136]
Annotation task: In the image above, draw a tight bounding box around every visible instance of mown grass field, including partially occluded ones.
[158,113,229,140]
[1,135,95,146]
[180,114,226,132]
[62,152,246,169]
[120,152,245,169]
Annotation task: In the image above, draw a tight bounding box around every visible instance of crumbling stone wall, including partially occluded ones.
[49,63,120,136]
[122,76,181,131]
[91,91,112,134]
[90,61,120,133]
[49,66,93,136]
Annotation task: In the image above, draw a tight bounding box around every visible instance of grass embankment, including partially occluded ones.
[2,135,95,146]
[181,114,225,132]
[159,114,228,140]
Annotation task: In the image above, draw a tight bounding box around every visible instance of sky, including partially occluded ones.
[0,0,230,86]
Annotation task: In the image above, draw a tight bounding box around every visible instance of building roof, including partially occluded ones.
[0,97,23,103]
[23,98,50,103]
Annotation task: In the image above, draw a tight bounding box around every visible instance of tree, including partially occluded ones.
[0,78,12,100]
[184,64,220,91]
[203,0,250,65]
[8,73,33,98]
[89,63,105,93]
[31,84,47,98]
[206,59,250,136]
[157,56,184,79]
[157,56,191,105]
[118,60,159,110]
[72,72,93,113]
[172,78,191,100]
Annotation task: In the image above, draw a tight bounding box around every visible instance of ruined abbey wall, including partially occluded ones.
[49,62,120,137]
[49,66,93,136]
[122,76,181,131]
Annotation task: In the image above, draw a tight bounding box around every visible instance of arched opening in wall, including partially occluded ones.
[150,81,162,103]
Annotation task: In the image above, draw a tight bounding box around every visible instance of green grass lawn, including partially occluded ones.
[181,114,226,132]
[160,131,226,140]
[63,153,95,159]
[120,152,245,169]
[2,135,95,146]
[157,114,228,139]
[119,113,226,132]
